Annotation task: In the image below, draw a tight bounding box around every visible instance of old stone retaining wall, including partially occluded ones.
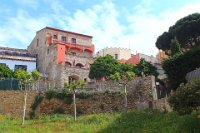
[35,91,153,116]
[0,90,37,118]
[34,76,155,116]
[0,76,169,117]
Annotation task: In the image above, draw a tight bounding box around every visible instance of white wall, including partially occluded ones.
[97,47,131,60]
[0,59,36,72]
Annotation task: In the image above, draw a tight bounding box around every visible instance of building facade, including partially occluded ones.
[97,47,131,60]
[0,47,36,72]
[28,27,94,88]
[123,53,159,65]
[156,50,168,62]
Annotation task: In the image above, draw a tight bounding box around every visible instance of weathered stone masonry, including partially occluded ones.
[28,27,94,88]
[0,90,37,118]
[0,76,170,117]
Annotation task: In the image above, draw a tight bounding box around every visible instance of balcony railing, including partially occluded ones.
[48,36,94,53]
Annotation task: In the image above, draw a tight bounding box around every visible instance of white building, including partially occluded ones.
[96,47,131,60]
[0,47,36,72]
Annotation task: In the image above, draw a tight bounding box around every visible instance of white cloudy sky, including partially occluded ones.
[0,0,200,56]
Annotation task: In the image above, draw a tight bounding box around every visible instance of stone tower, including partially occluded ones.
[28,27,94,88]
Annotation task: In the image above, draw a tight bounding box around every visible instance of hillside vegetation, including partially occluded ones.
[0,110,199,133]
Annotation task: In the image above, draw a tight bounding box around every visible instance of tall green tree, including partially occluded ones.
[89,55,120,79]
[170,37,182,56]
[134,59,158,77]
[162,48,200,90]
[109,63,135,82]
[156,13,200,50]
[64,80,85,121]
[120,63,134,75]
[0,64,14,79]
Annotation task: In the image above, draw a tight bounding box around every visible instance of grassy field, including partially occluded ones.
[0,110,200,133]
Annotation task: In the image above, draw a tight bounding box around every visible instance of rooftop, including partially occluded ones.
[0,46,36,58]
[39,26,93,38]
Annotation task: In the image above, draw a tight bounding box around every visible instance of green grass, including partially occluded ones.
[0,110,199,133]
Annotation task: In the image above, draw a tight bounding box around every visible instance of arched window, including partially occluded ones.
[75,63,84,68]
[65,61,72,67]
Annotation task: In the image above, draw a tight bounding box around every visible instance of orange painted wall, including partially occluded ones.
[47,36,52,44]
[126,53,140,65]
[57,44,65,64]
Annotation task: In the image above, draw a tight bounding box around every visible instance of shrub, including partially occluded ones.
[168,79,200,115]
[45,89,58,100]
[76,107,83,115]
[31,95,43,110]
[162,48,200,90]
[53,107,65,114]
[76,92,92,99]
[29,111,36,119]
[63,96,73,104]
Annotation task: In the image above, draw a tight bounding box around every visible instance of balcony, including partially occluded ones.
[47,36,94,53]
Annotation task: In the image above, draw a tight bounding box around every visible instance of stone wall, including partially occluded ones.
[35,76,155,116]
[0,90,37,118]
[36,92,134,115]
[153,98,172,112]
[0,76,170,118]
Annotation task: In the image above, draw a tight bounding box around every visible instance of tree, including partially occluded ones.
[109,63,135,82]
[156,13,200,50]
[0,64,14,79]
[109,72,121,82]
[31,70,42,90]
[170,37,182,56]
[64,80,85,121]
[124,71,135,81]
[14,70,32,126]
[120,63,134,75]
[134,59,158,77]
[89,55,120,79]
[168,79,200,115]
[162,48,200,90]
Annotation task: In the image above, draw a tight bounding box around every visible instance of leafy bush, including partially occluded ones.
[109,72,121,82]
[134,58,158,77]
[0,64,14,79]
[76,92,92,99]
[45,89,73,104]
[45,89,58,100]
[29,111,36,119]
[168,79,200,115]
[31,95,43,111]
[162,48,200,90]
[53,107,65,114]
[76,107,83,115]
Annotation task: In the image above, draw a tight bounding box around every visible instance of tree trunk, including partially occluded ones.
[22,89,27,126]
[124,84,127,114]
[73,92,76,121]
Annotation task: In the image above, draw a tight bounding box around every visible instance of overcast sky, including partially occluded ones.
[0,0,200,56]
